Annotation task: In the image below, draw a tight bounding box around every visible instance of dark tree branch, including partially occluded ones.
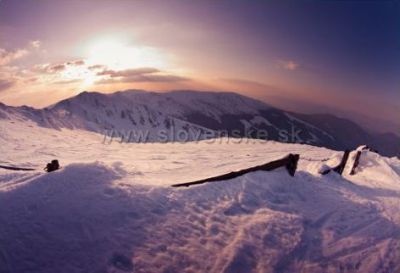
[172,154,299,188]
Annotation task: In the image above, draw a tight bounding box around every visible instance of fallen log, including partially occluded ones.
[172,153,300,188]
[0,165,36,171]
[320,150,350,175]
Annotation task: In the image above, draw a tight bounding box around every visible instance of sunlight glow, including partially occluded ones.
[60,65,97,87]
[86,39,167,70]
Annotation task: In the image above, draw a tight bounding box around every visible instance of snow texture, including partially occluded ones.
[1,118,400,273]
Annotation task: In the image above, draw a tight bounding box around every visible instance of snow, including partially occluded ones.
[1,118,400,273]
[44,90,271,133]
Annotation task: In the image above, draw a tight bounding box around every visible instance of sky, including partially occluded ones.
[0,0,399,132]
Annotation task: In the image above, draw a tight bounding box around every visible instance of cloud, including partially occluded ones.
[95,67,190,84]
[88,64,107,71]
[0,48,29,65]
[127,74,189,83]
[277,60,299,71]
[32,64,50,73]
[96,74,190,84]
[97,67,159,78]
[0,40,45,67]
[49,64,66,72]
[34,61,76,74]
[96,68,190,84]
[66,60,85,66]
[24,77,38,83]
[29,40,41,49]
[53,79,83,85]
[0,79,15,92]
[23,60,189,89]
[34,60,85,75]
[27,60,92,87]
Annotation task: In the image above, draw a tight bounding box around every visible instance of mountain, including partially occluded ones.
[0,90,399,156]
[291,113,400,157]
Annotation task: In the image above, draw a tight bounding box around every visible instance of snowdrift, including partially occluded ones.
[1,120,400,273]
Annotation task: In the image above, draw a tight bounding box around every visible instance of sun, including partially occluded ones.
[86,38,167,70]
[53,37,171,88]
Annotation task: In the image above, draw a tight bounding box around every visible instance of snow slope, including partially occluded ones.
[1,118,400,273]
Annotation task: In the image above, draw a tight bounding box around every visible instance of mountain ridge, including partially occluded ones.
[0,89,398,157]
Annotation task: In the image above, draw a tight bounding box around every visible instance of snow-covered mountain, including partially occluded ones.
[0,90,398,156]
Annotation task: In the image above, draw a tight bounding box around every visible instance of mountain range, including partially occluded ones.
[0,89,399,157]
